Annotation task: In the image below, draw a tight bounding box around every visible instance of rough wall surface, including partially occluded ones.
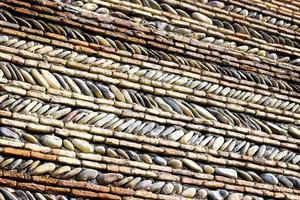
[0,0,300,199]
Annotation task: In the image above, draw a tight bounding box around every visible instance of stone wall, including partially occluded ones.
[0,0,300,199]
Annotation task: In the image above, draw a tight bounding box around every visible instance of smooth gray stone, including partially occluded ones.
[0,188,18,200]
[160,126,176,137]
[161,183,174,194]
[140,122,155,135]
[215,168,237,179]
[261,173,278,185]
[25,191,36,200]
[15,190,29,200]
[153,156,167,166]
[163,98,183,114]
[292,155,300,164]
[208,189,229,200]
[40,135,62,148]
[76,169,98,181]
[255,145,266,158]
[6,158,22,170]
[135,180,152,190]
[150,181,165,192]
[73,78,94,97]
[287,176,300,188]
[97,173,123,185]
[208,1,225,8]
[127,150,141,161]
[97,84,115,99]
[124,177,142,188]
[147,125,165,137]
[237,170,253,181]
[233,141,246,152]
[277,175,293,188]
[34,193,47,200]
[0,127,19,139]
[248,171,263,182]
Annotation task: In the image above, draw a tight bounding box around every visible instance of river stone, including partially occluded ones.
[124,177,142,188]
[168,159,182,169]
[212,136,224,150]
[292,155,300,164]
[72,138,94,153]
[150,181,165,192]
[142,154,152,164]
[0,188,18,200]
[208,189,229,200]
[203,165,214,174]
[180,131,194,144]
[82,3,98,11]
[261,173,278,185]
[192,12,212,24]
[31,163,56,175]
[14,190,28,200]
[153,156,167,166]
[227,193,243,200]
[208,1,225,8]
[51,166,71,177]
[76,169,98,181]
[40,135,62,148]
[97,173,123,185]
[198,188,208,198]
[0,127,19,139]
[167,129,184,141]
[162,183,174,194]
[237,170,253,181]
[288,126,300,139]
[182,187,196,198]
[277,175,293,188]
[215,168,237,179]
[182,158,202,172]
[135,180,152,190]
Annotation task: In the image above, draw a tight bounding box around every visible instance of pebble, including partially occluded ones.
[0,188,18,200]
[82,3,98,11]
[208,1,225,9]
[40,135,62,149]
[261,173,278,185]
[0,127,19,139]
[277,175,293,188]
[292,155,300,164]
[142,154,152,164]
[97,173,123,185]
[203,165,214,174]
[180,131,194,144]
[237,170,253,181]
[182,158,202,172]
[198,189,208,198]
[22,133,37,143]
[167,129,184,141]
[72,138,94,153]
[31,163,56,175]
[76,169,98,181]
[215,167,237,179]
[288,126,300,139]
[95,146,106,155]
[153,156,167,166]
[192,12,212,24]
[208,189,229,200]
[150,181,165,192]
[135,180,152,190]
[227,193,243,200]
[124,177,141,188]
[161,183,174,194]
[182,187,196,198]
[51,166,71,178]
[212,136,224,150]
[168,159,182,169]
[63,139,74,151]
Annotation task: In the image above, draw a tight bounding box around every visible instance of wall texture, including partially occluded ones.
[0,0,300,199]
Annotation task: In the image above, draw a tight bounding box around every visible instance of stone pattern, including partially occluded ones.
[0,0,299,199]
